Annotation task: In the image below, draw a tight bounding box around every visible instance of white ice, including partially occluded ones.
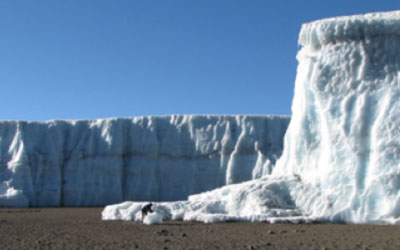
[102,175,310,223]
[143,212,163,225]
[103,10,400,224]
[0,115,289,207]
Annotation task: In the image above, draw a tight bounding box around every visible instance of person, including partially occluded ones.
[141,203,153,222]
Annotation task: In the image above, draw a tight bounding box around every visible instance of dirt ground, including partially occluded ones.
[0,208,400,250]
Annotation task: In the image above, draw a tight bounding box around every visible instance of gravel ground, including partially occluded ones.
[0,207,400,250]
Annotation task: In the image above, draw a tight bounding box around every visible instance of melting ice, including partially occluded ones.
[103,10,400,224]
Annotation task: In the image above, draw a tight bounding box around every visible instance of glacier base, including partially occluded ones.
[102,175,313,224]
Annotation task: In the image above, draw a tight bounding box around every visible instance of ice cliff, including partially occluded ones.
[0,115,289,207]
[103,10,400,224]
[275,10,400,223]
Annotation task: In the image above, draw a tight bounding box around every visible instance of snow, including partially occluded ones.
[103,10,400,224]
[102,175,308,223]
[143,212,163,225]
[0,182,28,207]
[0,115,289,207]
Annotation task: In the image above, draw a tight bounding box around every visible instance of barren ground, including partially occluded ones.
[0,208,399,249]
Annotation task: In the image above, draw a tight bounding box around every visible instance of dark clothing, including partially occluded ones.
[141,203,153,221]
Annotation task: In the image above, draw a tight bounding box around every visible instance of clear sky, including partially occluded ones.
[1,1,399,121]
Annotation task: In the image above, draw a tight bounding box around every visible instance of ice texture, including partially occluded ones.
[102,175,307,223]
[103,10,400,224]
[0,115,289,207]
[143,212,163,225]
[276,10,400,224]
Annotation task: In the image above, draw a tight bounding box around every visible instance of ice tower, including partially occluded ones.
[274,10,400,223]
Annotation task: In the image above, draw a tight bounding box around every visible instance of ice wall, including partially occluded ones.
[0,115,289,207]
[274,10,400,223]
[103,11,400,224]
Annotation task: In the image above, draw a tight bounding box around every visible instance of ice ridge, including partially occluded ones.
[299,11,400,49]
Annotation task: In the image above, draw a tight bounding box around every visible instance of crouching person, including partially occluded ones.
[141,203,153,222]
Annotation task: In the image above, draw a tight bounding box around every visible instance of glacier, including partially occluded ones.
[0,115,289,207]
[103,10,400,224]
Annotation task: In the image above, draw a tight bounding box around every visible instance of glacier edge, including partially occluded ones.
[103,10,400,225]
[0,115,290,207]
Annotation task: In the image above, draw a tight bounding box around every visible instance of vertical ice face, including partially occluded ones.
[274,11,400,223]
[0,115,289,207]
[102,11,400,224]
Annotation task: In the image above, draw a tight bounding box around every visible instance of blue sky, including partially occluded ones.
[1,1,399,121]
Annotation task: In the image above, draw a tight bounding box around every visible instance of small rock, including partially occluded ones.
[267,230,275,235]
[181,233,187,237]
